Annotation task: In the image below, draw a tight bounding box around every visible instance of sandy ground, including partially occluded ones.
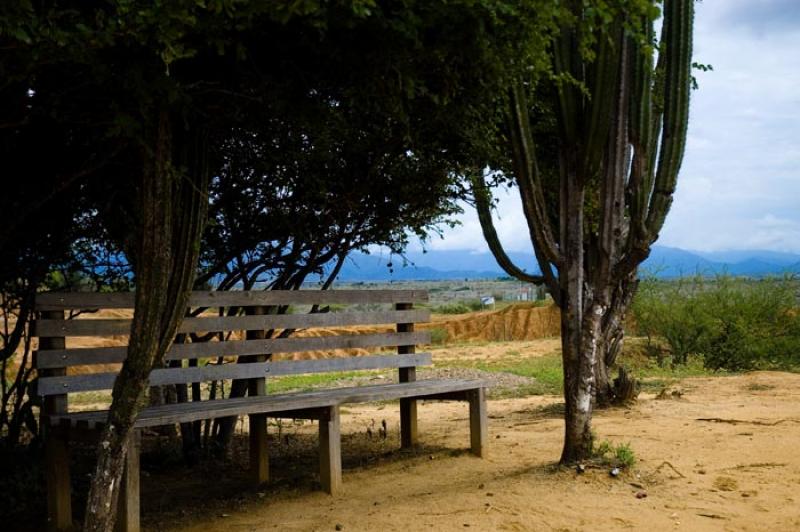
[139,371,800,532]
[13,306,800,530]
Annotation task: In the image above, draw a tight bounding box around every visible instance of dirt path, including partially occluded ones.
[155,371,800,532]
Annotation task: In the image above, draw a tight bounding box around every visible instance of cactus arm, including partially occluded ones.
[615,0,692,282]
[471,172,545,286]
[553,28,580,149]
[626,15,655,244]
[507,82,564,268]
[583,22,624,181]
[645,0,694,239]
[598,28,631,284]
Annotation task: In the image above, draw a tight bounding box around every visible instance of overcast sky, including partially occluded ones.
[423,0,800,254]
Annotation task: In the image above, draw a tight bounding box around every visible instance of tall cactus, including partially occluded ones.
[474,0,694,463]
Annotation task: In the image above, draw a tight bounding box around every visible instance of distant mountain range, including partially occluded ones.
[335,246,800,281]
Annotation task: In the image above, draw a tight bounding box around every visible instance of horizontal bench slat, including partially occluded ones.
[47,379,487,428]
[35,331,431,369]
[35,290,428,310]
[34,309,430,337]
[37,353,434,396]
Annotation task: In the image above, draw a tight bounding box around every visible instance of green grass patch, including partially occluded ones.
[436,339,727,398]
[487,382,559,398]
[617,348,724,392]
[267,370,384,394]
[71,390,113,406]
[432,300,484,315]
[436,351,565,395]
[593,439,636,468]
[479,355,564,394]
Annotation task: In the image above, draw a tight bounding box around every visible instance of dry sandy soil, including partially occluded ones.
[138,370,800,532]
[11,306,799,530]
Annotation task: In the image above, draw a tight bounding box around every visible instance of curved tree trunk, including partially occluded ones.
[83,110,209,532]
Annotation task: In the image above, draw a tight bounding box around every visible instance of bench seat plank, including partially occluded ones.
[48,379,488,429]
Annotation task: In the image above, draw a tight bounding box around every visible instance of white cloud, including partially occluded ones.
[416,187,533,254]
[657,0,800,252]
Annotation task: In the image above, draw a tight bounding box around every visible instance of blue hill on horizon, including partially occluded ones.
[336,246,800,282]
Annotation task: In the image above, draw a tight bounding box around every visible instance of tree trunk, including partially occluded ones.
[214,305,274,452]
[83,110,209,532]
[558,171,596,464]
[594,276,639,406]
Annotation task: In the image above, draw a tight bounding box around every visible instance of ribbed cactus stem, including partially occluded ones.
[474,0,694,463]
[646,0,694,238]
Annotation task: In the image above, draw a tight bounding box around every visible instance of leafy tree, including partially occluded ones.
[2,3,293,528]
[191,0,560,452]
[3,1,561,527]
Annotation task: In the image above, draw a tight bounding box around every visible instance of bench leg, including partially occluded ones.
[468,389,488,458]
[45,429,73,532]
[249,413,269,485]
[400,398,418,448]
[319,406,342,495]
[115,430,140,532]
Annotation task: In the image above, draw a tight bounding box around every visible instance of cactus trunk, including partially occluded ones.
[474,0,694,463]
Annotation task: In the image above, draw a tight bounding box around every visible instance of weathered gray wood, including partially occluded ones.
[38,311,68,412]
[468,388,488,458]
[34,287,487,529]
[319,406,342,495]
[36,331,431,369]
[115,431,140,532]
[37,353,434,395]
[45,428,72,532]
[396,303,418,449]
[49,379,489,429]
[35,289,429,310]
[34,309,430,337]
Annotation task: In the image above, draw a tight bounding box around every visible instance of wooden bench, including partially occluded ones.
[33,290,488,531]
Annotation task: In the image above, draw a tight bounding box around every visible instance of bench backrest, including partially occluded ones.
[33,290,431,410]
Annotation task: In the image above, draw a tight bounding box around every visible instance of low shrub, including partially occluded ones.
[466,299,484,311]
[702,276,800,370]
[631,275,800,371]
[429,327,449,345]
[433,302,472,314]
[631,275,714,366]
